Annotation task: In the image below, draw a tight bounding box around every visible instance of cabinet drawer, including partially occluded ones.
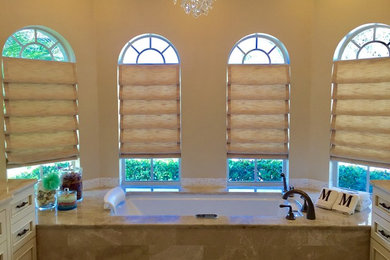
[371,238,390,260]
[0,210,6,244]
[13,237,36,260]
[0,240,8,260]
[373,188,390,221]
[11,212,35,253]
[11,188,34,225]
[372,214,390,251]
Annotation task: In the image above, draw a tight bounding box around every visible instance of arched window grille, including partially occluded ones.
[334,23,390,61]
[119,33,179,64]
[228,33,289,65]
[2,26,73,62]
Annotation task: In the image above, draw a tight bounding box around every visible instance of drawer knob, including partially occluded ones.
[17,228,29,237]
[16,201,28,209]
[378,229,390,239]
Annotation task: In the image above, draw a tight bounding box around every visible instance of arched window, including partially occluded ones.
[2,26,79,180]
[118,34,181,188]
[330,23,390,192]
[2,26,74,62]
[119,34,179,64]
[228,33,289,65]
[334,23,390,61]
[226,33,290,189]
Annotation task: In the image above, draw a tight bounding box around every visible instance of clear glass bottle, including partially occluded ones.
[60,167,83,201]
[35,179,57,210]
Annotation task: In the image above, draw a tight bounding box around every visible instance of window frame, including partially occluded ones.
[2,26,78,180]
[333,23,390,61]
[118,33,181,188]
[330,23,390,192]
[226,33,290,189]
[226,159,289,188]
[2,26,75,62]
[228,33,290,64]
[120,158,181,188]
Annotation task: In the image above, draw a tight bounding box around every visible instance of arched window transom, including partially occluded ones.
[119,34,179,64]
[334,23,390,61]
[2,27,71,62]
[228,33,289,64]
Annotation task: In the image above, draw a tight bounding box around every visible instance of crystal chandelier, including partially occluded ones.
[173,0,215,18]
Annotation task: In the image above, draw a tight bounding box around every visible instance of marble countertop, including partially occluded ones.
[371,180,390,193]
[0,179,36,204]
[37,188,372,229]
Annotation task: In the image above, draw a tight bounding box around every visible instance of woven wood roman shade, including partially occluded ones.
[227,64,290,159]
[330,57,390,168]
[2,57,79,168]
[118,64,180,158]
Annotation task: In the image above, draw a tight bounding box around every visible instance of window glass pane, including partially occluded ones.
[138,49,164,64]
[353,28,374,46]
[358,42,389,59]
[132,37,149,52]
[243,50,269,64]
[228,48,244,64]
[7,161,73,179]
[369,167,390,193]
[36,30,56,48]
[237,37,256,53]
[341,42,359,60]
[125,159,151,181]
[268,47,285,64]
[122,46,138,64]
[257,38,275,53]
[375,27,390,43]
[163,46,179,63]
[338,162,367,192]
[153,158,180,181]
[13,29,35,45]
[21,44,52,60]
[257,159,283,181]
[152,37,169,52]
[2,37,22,57]
[51,44,66,61]
[228,159,255,182]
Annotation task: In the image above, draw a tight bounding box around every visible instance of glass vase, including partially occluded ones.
[60,167,83,202]
[35,180,57,210]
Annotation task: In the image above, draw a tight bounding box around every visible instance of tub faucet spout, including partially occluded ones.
[280,173,293,194]
[282,189,316,220]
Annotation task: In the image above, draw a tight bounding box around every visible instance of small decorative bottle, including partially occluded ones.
[57,188,77,211]
[60,167,83,201]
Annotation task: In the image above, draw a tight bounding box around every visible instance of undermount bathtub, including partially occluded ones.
[109,192,301,217]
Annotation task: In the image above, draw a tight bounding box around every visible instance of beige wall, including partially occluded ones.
[0,0,389,182]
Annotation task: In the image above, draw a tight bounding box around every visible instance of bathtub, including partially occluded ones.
[112,192,301,217]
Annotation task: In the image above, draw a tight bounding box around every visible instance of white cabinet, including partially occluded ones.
[0,181,36,260]
[371,183,390,260]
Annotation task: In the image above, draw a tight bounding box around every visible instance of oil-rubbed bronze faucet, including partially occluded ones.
[280,173,294,194]
[282,189,316,220]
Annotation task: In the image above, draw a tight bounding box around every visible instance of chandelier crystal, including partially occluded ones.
[173,0,215,18]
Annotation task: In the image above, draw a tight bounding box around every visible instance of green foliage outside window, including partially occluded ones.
[9,162,72,179]
[338,163,390,192]
[2,28,67,61]
[228,159,283,182]
[125,159,179,182]
[338,164,367,191]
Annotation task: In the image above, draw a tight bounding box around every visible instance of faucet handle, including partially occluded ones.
[279,204,295,220]
[300,195,308,212]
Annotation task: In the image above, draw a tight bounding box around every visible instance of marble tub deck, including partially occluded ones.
[36,189,372,260]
